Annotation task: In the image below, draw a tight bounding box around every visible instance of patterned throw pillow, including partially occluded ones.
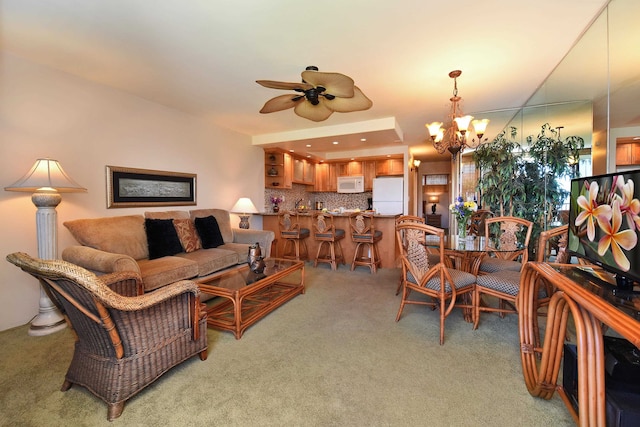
[173,218,202,253]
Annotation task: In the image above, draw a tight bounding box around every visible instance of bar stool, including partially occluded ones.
[312,212,345,270]
[349,212,382,273]
[278,210,310,260]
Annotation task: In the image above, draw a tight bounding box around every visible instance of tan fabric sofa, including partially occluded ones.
[62,209,274,292]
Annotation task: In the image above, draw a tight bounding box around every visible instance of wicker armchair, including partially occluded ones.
[395,223,476,345]
[6,252,208,421]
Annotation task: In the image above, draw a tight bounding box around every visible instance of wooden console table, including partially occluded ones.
[517,262,640,426]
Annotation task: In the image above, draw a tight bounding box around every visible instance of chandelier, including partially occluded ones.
[426,70,489,159]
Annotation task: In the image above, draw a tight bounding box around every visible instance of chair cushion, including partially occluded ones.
[281,228,310,238]
[480,257,522,273]
[407,268,475,293]
[144,218,184,260]
[477,270,521,296]
[194,215,225,248]
[315,229,345,239]
[352,230,382,241]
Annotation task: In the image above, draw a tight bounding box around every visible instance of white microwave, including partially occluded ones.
[337,176,365,193]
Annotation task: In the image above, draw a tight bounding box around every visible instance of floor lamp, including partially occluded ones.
[5,158,87,336]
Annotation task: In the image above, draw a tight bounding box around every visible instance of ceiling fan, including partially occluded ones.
[256,66,373,122]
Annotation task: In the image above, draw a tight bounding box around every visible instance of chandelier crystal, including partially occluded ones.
[426,70,489,159]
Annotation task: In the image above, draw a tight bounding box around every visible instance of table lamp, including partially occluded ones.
[231,197,258,229]
[428,195,440,214]
[5,158,87,336]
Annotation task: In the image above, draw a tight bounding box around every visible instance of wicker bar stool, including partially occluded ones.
[278,210,310,260]
[312,212,345,270]
[349,212,382,273]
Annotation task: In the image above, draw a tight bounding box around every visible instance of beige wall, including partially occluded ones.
[0,53,265,331]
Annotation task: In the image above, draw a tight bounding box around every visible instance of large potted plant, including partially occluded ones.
[473,123,584,257]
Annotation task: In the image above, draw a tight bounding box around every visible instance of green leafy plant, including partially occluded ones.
[473,123,584,257]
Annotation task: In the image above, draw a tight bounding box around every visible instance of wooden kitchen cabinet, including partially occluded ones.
[337,161,363,176]
[314,163,337,192]
[291,157,315,185]
[616,141,640,166]
[363,160,376,191]
[265,151,292,189]
[375,158,404,176]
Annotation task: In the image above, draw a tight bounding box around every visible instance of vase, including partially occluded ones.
[457,220,467,239]
[273,204,279,213]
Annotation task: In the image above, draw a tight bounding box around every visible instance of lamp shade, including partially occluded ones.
[428,195,440,203]
[231,197,258,214]
[5,158,86,193]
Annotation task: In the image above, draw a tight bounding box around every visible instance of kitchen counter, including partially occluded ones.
[259,211,400,269]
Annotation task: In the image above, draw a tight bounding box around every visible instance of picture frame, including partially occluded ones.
[106,166,197,208]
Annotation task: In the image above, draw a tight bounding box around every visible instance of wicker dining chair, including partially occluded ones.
[395,223,476,345]
[479,216,533,274]
[473,224,567,331]
[467,209,493,236]
[6,252,208,421]
[394,215,439,295]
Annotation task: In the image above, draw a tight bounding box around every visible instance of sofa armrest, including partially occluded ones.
[232,228,276,258]
[62,246,141,276]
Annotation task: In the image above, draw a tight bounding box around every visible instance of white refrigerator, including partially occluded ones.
[372,177,404,215]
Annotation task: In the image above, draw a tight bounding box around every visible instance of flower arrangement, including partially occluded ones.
[574,175,639,271]
[270,196,283,205]
[449,196,478,237]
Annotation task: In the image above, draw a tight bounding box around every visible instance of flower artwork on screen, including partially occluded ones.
[568,169,640,289]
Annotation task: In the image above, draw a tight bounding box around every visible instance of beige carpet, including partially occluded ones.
[0,264,574,426]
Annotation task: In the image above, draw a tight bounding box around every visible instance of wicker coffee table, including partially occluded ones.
[196,258,305,339]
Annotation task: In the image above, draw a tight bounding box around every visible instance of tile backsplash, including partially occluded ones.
[265,184,372,213]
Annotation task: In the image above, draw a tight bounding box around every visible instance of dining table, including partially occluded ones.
[425,234,525,275]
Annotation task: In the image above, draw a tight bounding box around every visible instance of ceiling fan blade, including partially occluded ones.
[256,80,312,91]
[259,94,304,113]
[325,86,373,112]
[294,101,334,122]
[301,71,355,98]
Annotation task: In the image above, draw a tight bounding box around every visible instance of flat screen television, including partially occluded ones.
[567,169,640,291]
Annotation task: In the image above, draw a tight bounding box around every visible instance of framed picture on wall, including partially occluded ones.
[106,166,197,208]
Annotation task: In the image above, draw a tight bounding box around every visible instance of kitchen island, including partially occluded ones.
[260,211,401,269]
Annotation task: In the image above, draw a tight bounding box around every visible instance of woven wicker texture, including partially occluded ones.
[6,252,208,421]
[395,223,476,345]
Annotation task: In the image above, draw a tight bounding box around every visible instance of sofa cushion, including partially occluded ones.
[190,209,233,243]
[194,215,225,249]
[137,257,199,291]
[64,215,149,260]
[145,218,184,260]
[144,210,190,220]
[219,242,251,264]
[177,248,239,276]
[172,218,202,253]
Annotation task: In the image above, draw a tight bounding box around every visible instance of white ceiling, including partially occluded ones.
[1,0,609,161]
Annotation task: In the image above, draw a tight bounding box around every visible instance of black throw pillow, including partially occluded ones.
[194,215,225,248]
[145,218,184,259]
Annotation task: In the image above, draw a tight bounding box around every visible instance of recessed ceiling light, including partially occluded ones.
[306,144,311,147]
[332,141,339,145]
[360,138,367,142]
[350,158,355,161]
[386,155,391,157]
[289,149,294,152]
[306,155,311,158]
